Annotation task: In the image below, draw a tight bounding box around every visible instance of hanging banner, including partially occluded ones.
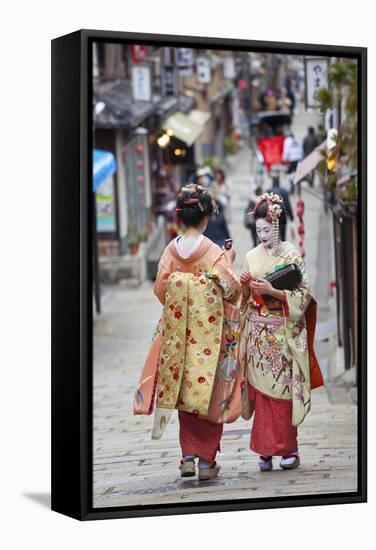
[162,65,178,96]
[196,56,212,84]
[176,48,194,76]
[132,64,152,102]
[223,56,236,79]
[305,57,329,108]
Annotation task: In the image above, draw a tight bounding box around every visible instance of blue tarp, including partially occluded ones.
[93,149,117,192]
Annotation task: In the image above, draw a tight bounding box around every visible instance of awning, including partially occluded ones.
[294,141,326,184]
[162,109,211,147]
[93,149,117,192]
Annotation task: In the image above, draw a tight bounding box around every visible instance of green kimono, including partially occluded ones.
[239,241,313,427]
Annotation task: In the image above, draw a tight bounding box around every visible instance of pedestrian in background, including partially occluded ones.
[285,78,296,120]
[244,185,263,247]
[261,88,278,111]
[204,199,232,247]
[212,168,231,221]
[303,127,319,187]
[267,169,294,240]
[277,86,292,114]
[282,132,303,193]
[316,124,327,146]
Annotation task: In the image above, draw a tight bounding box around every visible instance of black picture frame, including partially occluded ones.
[51,29,367,521]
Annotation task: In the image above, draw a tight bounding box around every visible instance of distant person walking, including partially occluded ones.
[303,127,319,187]
[244,186,263,247]
[282,132,303,193]
[267,169,294,241]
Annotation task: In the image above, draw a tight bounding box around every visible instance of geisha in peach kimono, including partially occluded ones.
[134,236,241,468]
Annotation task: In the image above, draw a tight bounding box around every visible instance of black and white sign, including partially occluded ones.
[305,57,329,108]
[162,65,178,96]
[132,65,152,102]
[196,56,212,84]
[176,48,194,76]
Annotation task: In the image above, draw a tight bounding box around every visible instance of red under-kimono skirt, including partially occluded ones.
[178,411,223,463]
[248,385,298,457]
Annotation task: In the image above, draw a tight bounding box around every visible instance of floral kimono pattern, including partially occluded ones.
[134,236,241,439]
[239,241,319,427]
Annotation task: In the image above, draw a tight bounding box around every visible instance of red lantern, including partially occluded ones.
[297,200,305,214]
[297,222,305,236]
[131,45,148,62]
[137,175,144,184]
[298,238,303,247]
[135,144,144,155]
[296,206,304,219]
[300,248,306,258]
[136,160,144,169]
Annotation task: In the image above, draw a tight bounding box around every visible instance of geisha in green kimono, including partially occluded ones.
[238,192,323,472]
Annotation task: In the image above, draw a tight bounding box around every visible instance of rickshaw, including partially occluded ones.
[249,111,292,188]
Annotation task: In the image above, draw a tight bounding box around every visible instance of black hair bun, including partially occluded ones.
[176,184,215,228]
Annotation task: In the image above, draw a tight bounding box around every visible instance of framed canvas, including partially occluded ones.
[51,29,367,520]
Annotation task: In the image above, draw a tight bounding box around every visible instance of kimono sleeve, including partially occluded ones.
[283,251,312,321]
[211,253,241,304]
[153,254,171,305]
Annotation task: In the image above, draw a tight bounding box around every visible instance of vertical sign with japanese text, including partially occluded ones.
[162,65,178,96]
[176,48,194,76]
[196,56,212,84]
[132,64,152,102]
[305,57,329,108]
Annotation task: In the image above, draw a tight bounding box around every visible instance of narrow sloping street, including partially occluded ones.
[93,114,357,508]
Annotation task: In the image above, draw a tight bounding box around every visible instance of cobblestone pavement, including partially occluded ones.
[93,113,357,508]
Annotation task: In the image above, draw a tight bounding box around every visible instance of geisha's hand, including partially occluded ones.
[250,278,274,295]
[250,279,286,302]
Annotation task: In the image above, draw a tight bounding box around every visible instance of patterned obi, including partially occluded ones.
[247,314,284,330]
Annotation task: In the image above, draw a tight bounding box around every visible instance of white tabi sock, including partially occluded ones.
[198,459,213,469]
[182,455,195,463]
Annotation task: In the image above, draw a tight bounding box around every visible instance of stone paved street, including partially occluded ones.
[93,113,357,508]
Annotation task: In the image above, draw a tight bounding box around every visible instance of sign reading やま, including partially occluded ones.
[305,57,329,108]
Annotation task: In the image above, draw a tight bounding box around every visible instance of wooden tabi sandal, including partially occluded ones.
[179,457,196,477]
[198,461,221,481]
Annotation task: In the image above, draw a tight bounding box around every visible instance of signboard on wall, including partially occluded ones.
[162,65,178,96]
[196,56,212,84]
[176,48,194,76]
[96,175,117,232]
[132,64,152,102]
[305,57,329,108]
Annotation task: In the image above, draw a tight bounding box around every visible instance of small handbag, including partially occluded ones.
[262,262,302,302]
